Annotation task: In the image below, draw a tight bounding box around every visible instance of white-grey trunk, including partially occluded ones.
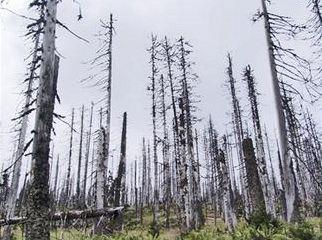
[3,20,41,240]
[66,108,75,204]
[76,105,85,206]
[26,0,58,235]
[227,55,250,216]
[105,14,114,182]
[160,74,171,227]
[261,0,295,222]
[96,127,107,209]
[114,112,127,207]
[220,144,237,231]
[82,103,94,206]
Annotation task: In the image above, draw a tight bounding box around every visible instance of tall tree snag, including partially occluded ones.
[26,0,59,234]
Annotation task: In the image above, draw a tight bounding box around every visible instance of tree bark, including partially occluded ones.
[114,112,127,207]
[26,24,59,237]
[261,0,295,222]
[76,105,85,207]
[242,138,266,215]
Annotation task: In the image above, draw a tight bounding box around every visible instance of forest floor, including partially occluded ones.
[8,208,322,240]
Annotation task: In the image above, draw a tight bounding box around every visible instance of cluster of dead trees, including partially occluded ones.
[0,2,125,239]
[0,0,321,239]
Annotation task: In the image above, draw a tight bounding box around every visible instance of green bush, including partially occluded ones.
[288,221,317,240]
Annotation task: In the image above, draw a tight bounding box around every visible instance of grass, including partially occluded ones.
[8,208,322,240]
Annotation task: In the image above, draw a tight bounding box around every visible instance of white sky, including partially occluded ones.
[0,0,321,186]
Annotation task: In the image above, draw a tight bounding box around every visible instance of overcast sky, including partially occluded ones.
[0,0,321,180]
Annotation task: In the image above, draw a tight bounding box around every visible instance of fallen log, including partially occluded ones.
[0,206,124,226]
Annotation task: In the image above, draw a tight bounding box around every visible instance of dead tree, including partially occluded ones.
[303,110,322,211]
[82,102,94,207]
[305,0,322,76]
[147,142,152,206]
[162,36,187,230]
[226,54,249,216]
[203,129,212,208]
[159,74,171,227]
[65,108,75,206]
[208,117,219,223]
[255,0,315,221]
[194,130,202,208]
[53,155,59,204]
[26,0,59,236]
[177,36,204,229]
[114,112,127,207]
[85,14,115,194]
[1,207,124,227]
[221,136,237,231]
[242,138,266,216]
[134,160,138,219]
[96,110,107,209]
[148,34,160,225]
[177,97,192,232]
[264,126,278,198]
[141,138,147,206]
[104,14,114,178]
[243,65,275,216]
[76,105,85,207]
[0,173,9,218]
[3,5,43,239]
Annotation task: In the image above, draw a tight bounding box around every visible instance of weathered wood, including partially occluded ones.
[149,35,159,225]
[261,0,295,222]
[244,65,275,216]
[242,138,266,215]
[160,74,171,228]
[26,0,59,235]
[227,54,249,216]
[220,139,237,231]
[82,102,94,206]
[66,108,75,205]
[114,112,127,207]
[76,105,85,206]
[0,207,124,226]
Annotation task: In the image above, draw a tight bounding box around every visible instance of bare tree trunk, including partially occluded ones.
[82,103,94,207]
[242,138,266,215]
[160,74,171,228]
[178,36,203,229]
[142,138,147,205]
[96,107,107,209]
[261,0,295,222]
[26,5,59,233]
[149,35,159,225]
[105,14,114,186]
[114,112,127,207]
[89,141,96,207]
[203,130,211,214]
[3,18,42,240]
[76,105,85,207]
[163,37,185,230]
[134,160,138,219]
[244,65,275,216]
[147,142,152,206]
[227,54,249,216]
[53,155,59,205]
[208,118,218,224]
[194,130,202,210]
[178,97,191,232]
[66,108,75,206]
[221,137,237,231]
[264,126,278,198]
[96,127,107,209]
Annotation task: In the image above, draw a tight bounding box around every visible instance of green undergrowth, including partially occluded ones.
[9,210,322,240]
